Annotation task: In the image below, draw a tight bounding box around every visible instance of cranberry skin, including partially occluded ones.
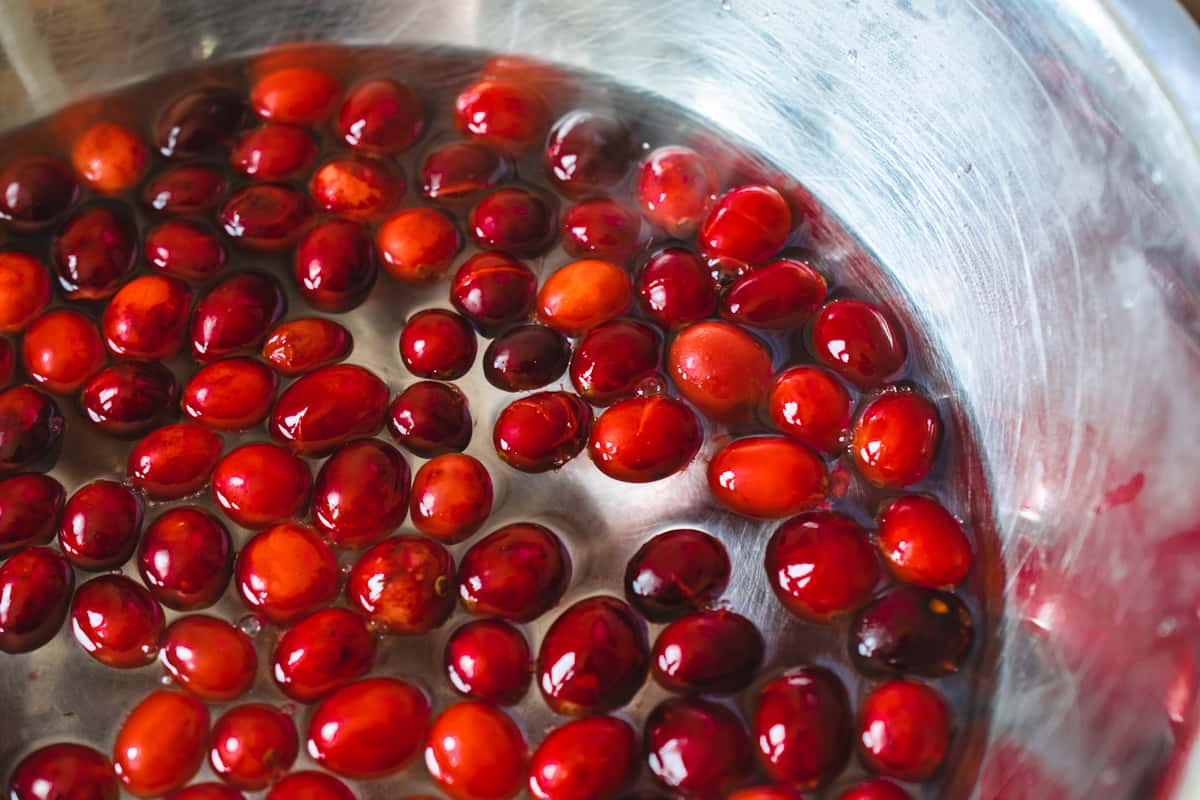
[156,87,247,158]
[388,380,472,458]
[561,199,643,264]
[272,607,376,703]
[58,480,140,569]
[545,111,634,195]
[588,396,702,484]
[708,436,829,519]
[210,704,299,790]
[644,696,751,794]
[51,204,138,299]
[161,614,257,701]
[399,309,477,379]
[0,385,64,473]
[470,188,556,256]
[421,141,511,202]
[637,248,716,329]
[810,299,907,389]
[230,124,316,180]
[266,772,354,800]
[768,366,852,453]
[114,690,210,797]
[458,523,570,623]
[836,780,912,800]
[444,619,531,704]
[450,252,537,332]
[7,743,119,800]
[262,318,352,376]
[309,156,403,220]
[127,423,223,500]
[347,535,454,634]
[252,67,340,124]
[103,274,191,359]
[220,185,313,250]
[753,668,851,789]
[313,439,410,548]
[636,146,718,237]
[766,512,879,620]
[0,252,51,332]
[22,310,105,394]
[851,586,973,676]
[170,784,246,800]
[624,528,731,623]
[146,221,227,283]
[493,391,592,473]
[294,220,377,312]
[71,121,146,193]
[269,364,388,456]
[652,610,764,694]
[0,547,73,653]
[143,165,227,215]
[424,702,527,800]
[721,258,827,329]
[212,443,311,529]
[529,716,638,800]
[851,391,941,488]
[538,596,649,715]
[537,259,632,337]
[70,574,164,668]
[81,361,178,437]
[183,358,278,431]
[0,157,78,229]
[699,185,792,266]
[570,319,661,406]
[858,679,950,781]
[236,523,339,624]
[139,507,233,611]
[0,474,64,555]
[410,453,494,544]
[455,79,550,155]
[191,271,286,361]
[484,324,571,391]
[376,207,462,285]
[338,79,425,154]
[668,321,773,423]
[876,495,971,587]
[307,677,431,778]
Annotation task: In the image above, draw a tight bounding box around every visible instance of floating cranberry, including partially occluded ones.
[269,364,388,455]
[708,436,828,519]
[145,221,227,283]
[721,258,827,328]
[183,357,278,431]
[455,79,550,154]
[537,259,632,337]
[143,165,227,215]
[538,596,648,715]
[127,423,223,500]
[307,677,430,778]
[636,146,718,237]
[424,702,527,800]
[858,679,951,781]
[271,607,376,703]
[625,528,730,623]
[493,391,591,473]
[570,319,661,405]
[851,586,973,676]
[469,188,556,256]
[449,257,536,339]
[652,610,763,694]
[58,480,140,569]
[81,361,178,437]
[219,185,313,250]
[667,320,772,423]
[765,511,879,620]
[0,156,78,229]
[308,155,402,220]
[262,318,352,376]
[138,507,233,611]
[191,271,286,361]
[529,716,638,800]
[52,204,138,299]
[876,495,971,587]
[0,474,63,556]
[266,772,354,800]
[561,199,643,264]
[230,124,316,180]
[22,310,104,394]
[699,184,791,266]
[252,67,340,124]
[102,274,191,359]
[545,111,634,195]
[458,523,570,623]
[636,247,717,329]
[0,252,51,332]
[345,535,454,634]
[376,207,462,285]
[421,141,511,202]
[480,55,574,103]
[337,79,425,154]
[851,390,941,488]
[410,453,494,544]
[293,219,377,312]
[644,696,751,794]
[171,784,247,800]
[387,380,472,457]
[399,308,477,379]
[768,365,852,453]
[161,614,257,701]
[753,667,851,789]
[155,87,247,158]
[0,385,64,473]
[810,299,907,389]
[588,396,702,483]
[236,523,339,624]
[210,704,299,790]
[212,443,311,529]
[483,324,571,391]
[444,619,531,704]
[70,574,164,668]
[114,690,209,797]
[0,547,73,653]
[313,438,410,548]
[7,743,119,800]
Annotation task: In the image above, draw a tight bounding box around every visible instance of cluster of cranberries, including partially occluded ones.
[0,51,979,800]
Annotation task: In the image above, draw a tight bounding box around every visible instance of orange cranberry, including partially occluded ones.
[306,677,430,778]
[80,361,178,437]
[266,772,353,800]
[721,257,827,328]
[444,619,531,705]
[102,274,191,359]
[545,111,634,195]
[537,259,632,336]
[376,207,462,284]
[154,87,246,158]
[0,252,51,332]
[0,385,65,473]
[0,473,64,556]
[294,219,377,311]
[455,79,550,155]
[667,320,773,422]
[143,165,227,215]
[636,146,718,237]
[458,523,570,623]
[644,696,751,794]
[72,122,147,193]
[261,318,352,376]
[399,308,477,379]
[58,479,140,569]
[480,55,574,103]
[161,614,257,701]
[145,220,227,283]
[235,523,339,624]
[493,391,591,473]
[528,716,638,800]
[538,596,648,715]
[409,453,494,544]
[269,364,389,456]
[636,247,717,329]
[191,271,286,361]
[851,586,974,676]
[469,188,556,256]
[768,366,852,453]
[652,610,764,694]
[70,574,164,668]
[850,390,941,487]
[421,142,511,203]
[138,507,233,611]
[810,299,907,389]
[337,79,425,154]
[313,438,410,548]
[0,156,78,230]
[857,679,951,781]
[625,528,730,623]
[252,67,340,124]
[230,124,316,180]
[425,702,528,800]
[126,423,223,500]
[707,436,828,519]
[752,667,851,789]
[483,324,570,391]
[8,743,119,800]
[347,534,455,634]
[271,607,376,703]
[836,779,912,800]
[212,443,311,529]
[309,155,403,220]
[209,704,298,790]
[388,380,473,457]
[450,252,537,333]
[112,690,210,797]
[183,357,279,431]
[588,396,703,483]
[570,319,661,406]
[0,546,73,653]
[699,184,792,267]
[219,185,313,250]
[765,511,879,620]
[22,309,104,393]
[51,205,138,299]
[561,199,644,265]
[876,495,972,587]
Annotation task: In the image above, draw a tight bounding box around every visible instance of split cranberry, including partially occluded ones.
[625,528,730,622]
[721,258,827,328]
[81,361,178,437]
[455,79,550,154]
[230,124,316,180]
[765,511,879,620]
[537,259,632,337]
[0,546,73,653]
[851,390,941,488]
[636,247,717,329]
[858,679,951,781]
[252,67,340,124]
[810,299,907,389]
[699,184,792,267]
[450,252,537,332]
[421,141,511,203]
[707,436,829,519]
[636,146,718,237]
[469,188,556,256]
[219,185,313,250]
[571,318,663,405]
[493,391,591,473]
[170,784,246,800]
[313,438,410,548]
[127,422,223,500]
[0,385,64,473]
[667,321,773,422]
[293,219,377,312]
[652,610,763,694]
[7,743,119,800]
[58,479,140,569]
[0,252,51,332]
[483,324,571,391]
[388,380,472,457]
[271,607,376,703]
[155,86,247,158]
[307,677,431,778]
[346,535,454,634]
[143,165,227,215]
[337,79,425,154]
[836,779,912,800]
[113,690,210,797]
[528,716,639,800]
[309,155,403,220]
[102,274,191,359]
[182,357,279,430]
[266,772,354,800]
[768,365,852,453]
[444,619,531,704]
[561,199,644,265]
[876,494,971,587]
[145,221,227,283]
[0,156,78,229]
[538,595,648,715]
[51,204,138,299]
[545,111,634,195]
[236,523,339,624]
[851,586,974,676]
[643,696,751,794]
[753,667,851,789]
[209,704,299,790]
[70,574,164,668]
[161,614,257,701]
[425,702,527,800]
[261,318,352,376]
[376,207,462,285]
[191,271,286,361]
[0,474,63,556]
[138,506,233,611]
[269,363,388,456]
[22,309,105,394]
[410,453,494,543]
[212,443,312,529]
[399,308,477,379]
[588,396,702,483]
[458,523,570,623]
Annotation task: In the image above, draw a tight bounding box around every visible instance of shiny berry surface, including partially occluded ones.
[143,165,226,215]
[652,609,764,694]
[271,607,376,703]
[857,679,951,781]
[230,124,316,180]
[145,220,227,283]
[0,157,78,229]
[458,523,570,623]
[70,574,164,668]
[58,479,141,569]
[444,619,531,704]
[81,361,178,437]
[0,385,64,473]
[409,453,494,544]
[262,318,352,376]
[0,546,73,653]
[313,438,409,548]
[0,473,64,556]
[528,716,638,800]
[347,534,454,633]
[22,309,105,394]
[69,122,146,194]
[138,506,233,610]
[252,66,340,124]
[765,511,879,620]
[644,696,751,794]
[388,380,472,458]
[102,274,190,359]
[377,207,462,285]
[183,357,279,431]
[545,111,634,195]
[212,442,311,529]
[450,252,537,332]
[538,595,648,715]
[236,523,339,624]
[337,79,425,154]
[753,667,851,789]
[0,252,51,332]
[667,320,773,423]
[113,690,210,797]
[191,271,286,361]
[699,184,792,267]
[126,422,223,500]
[876,494,971,587]
[636,145,718,237]
[469,188,556,256]
[293,219,377,311]
[155,87,246,158]
[455,79,550,155]
[307,677,431,778]
[269,363,388,456]
[851,586,974,676]
[708,436,829,519]
[836,779,912,800]
[570,319,661,405]
[161,614,257,701]
[493,391,591,473]
[219,184,313,250]
[309,155,402,220]
[588,396,702,483]
[483,323,571,391]
[810,299,907,389]
[399,308,477,379]
[851,390,941,488]
[51,205,138,299]
[636,247,716,329]
[209,704,299,790]
[561,199,643,264]
[536,259,632,337]
[768,365,852,453]
[624,528,730,623]
[421,141,511,202]
[266,772,354,800]
[721,257,827,329]
[7,743,119,800]
[424,701,527,800]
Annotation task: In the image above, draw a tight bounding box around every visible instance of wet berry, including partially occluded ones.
[537,259,632,336]
[561,199,643,265]
[22,309,104,394]
[81,361,177,437]
[155,87,246,158]
[421,141,511,202]
[699,185,791,267]
[836,780,912,800]
[410,453,494,544]
[0,339,11,387]
[102,274,191,359]
[458,523,570,623]
[0,546,73,653]
[182,357,278,431]
[143,165,226,215]
[347,535,454,633]
[307,677,431,778]
[810,299,907,389]
[7,743,119,800]
[545,111,634,195]
[127,423,223,500]
[113,690,210,797]
[399,308,477,379]
[294,219,377,312]
[0,385,64,473]
[424,702,527,800]
[753,667,851,789]
[625,528,730,623]
[765,511,879,620]
[667,320,773,423]
[70,574,164,668]
[652,610,763,694]
[0,474,63,556]
[377,207,461,285]
[219,185,313,250]
[768,366,852,453]
[444,619,531,704]
[589,396,702,483]
[483,324,571,391]
[266,772,353,800]
[271,607,376,703]
[529,716,639,800]
[313,438,409,548]
[857,679,951,781]
[212,442,311,529]
[252,67,340,125]
[851,586,973,676]
[0,157,78,229]
[538,596,648,715]
[470,188,556,256]
[236,523,339,624]
[493,391,591,473]
[636,247,716,329]
[708,436,829,519]
[851,390,941,488]
[51,205,138,299]
[191,271,286,361]
[0,252,51,332]
[337,79,425,154]
[262,318,352,376]
[58,480,140,569]
[230,124,316,180]
[644,696,751,794]
[570,319,660,406]
[138,506,233,611]
[455,79,550,155]
[387,380,472,457]
[876,494,971,587]
[269,364,388,456]
[145,220,227,283]
[309,155,403,220]
[721,258,827,329]
[209,704,299,790]
[636,146,718,237]
[161,614,257,701]
[450,252,537,332]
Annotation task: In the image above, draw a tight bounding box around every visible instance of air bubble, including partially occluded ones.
[720,0,732,10]
[237,614,264,637]
[847,49,858,65]
[636,375,667,397]
[159,672,174,686]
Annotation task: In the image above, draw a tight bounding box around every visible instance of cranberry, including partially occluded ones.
[293,219,377,312]
[480,55,574,103]
[538,259,634,336]
[0,547,73,653]
[337,79,425,154]
[483,324,571,391]
[262,318,352,376]
[346,534,454,634]
[699,184,792,267]
[721,258,827,328]
[753,667,851,789]
[161,614,257,701]
[624,528,730,622]
[0,157,78,229]
[765,511,879,620]
[570,319,661,405]
[851,390,941,488]
[171,785,246,800]
[493,391,591,473]
[858,679,951,781]
[58,480,140,569]
[80,361,176,437]
[0,252,51,332]
[643,696,751,794]
[0,339,11,387]
[212,443,311,529]
[545,111,634,195]
[652,610,763,694]
[588,396,702,483]
[708,436,829,518]
[230,124,316,180]
[387,380,472,457]
[236,523,339,624]
[127,423,223,500]
[266,772,354,800]
[210,704,299,790]
[271,607,376,703]
[145,221,227,283]
[375,207,462,285]
[138,507,233,610]
[424,702,527,800]
[636,146,718,237]
[528,716,638,800]
[399,308,477,379]
[252,67,340,124]
[0,385,64,473]
[561,199,644,264]
[450,252,537,332]
[876,494,971,587]
[155,87,246,158]
[7,743,118,800]
[51,204,138,299]
[219,185,313,250]
[469,188,556,256]
[851,586,973,676]
[410,453,494,543]
[455,79,550,154]
[70,574,164,668]
[458,523,570,622]
[309,155,403,220]
[307,677,430,778]
[538,596,648,715]
[667,320,772,423]
[810,299,907,389]
[636,247,717,329]
[183,357,279,431]
[768,366,852,453]
[269,364,388,456]
[0,474,63,555]
[421,141,511,202]
[114,690,209,797]
[191,271,286,361]
[444,619,531,704]
[22,310,104,394]
[102,274,191,359]
[836,779,912,800]
[313,438,410,548]
[143,165,227,215]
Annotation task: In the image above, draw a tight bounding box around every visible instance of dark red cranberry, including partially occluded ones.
[444,619,531,705]
[70,574,164,668]
[421,141,511,202]
[0,156,78,229]
[561,199,644,264]
[262,318,352,376]
[191,271,286,361]
[102,274,191,359]
[347,534,455,633]
[529,716,639,800]
[538,596,648,715]
[387,380,472,457]
[236,523,339,624]
[272,607,376,702]
[22,309,105,394]
[753,667,851,789]
[230,124,316,180]
[113,690,210,797]
[266,772,354,800]
[858,679,951,781]
[637,247,717,329]
[0,474,63,556]
[376,207,462,285]
[644,696,751,794]
[708,437,829,519]
[667,320,772,422]
[721,258,827,328]
[545,111,634,195]
[455,79,550,155]
[483,324,571,391]
[588,396,702,484]
[399,308,477,379]
[58,480,140,569]
[876,494,971,587]
[0,385,64,473]
[625,528,730,623]
[127,423,223,500]
[851,390,941,488]
[493,391,591,473]
[538,258,633,337]
[852,586,973,676]
[145,220,227,283]
[0,252,51,332]
[155,87,247,158]
[306,677,430,778]
[699,185,792,267]
[138,507,233,611]
[182,357,278,431]
[768,366,852,453]
[309,156,403,220]
[269,364,388,456]
[0,339,11,387]
[337,79,425,154]
[170,784,247,800]
[80,361,178,437]
[7,743,118,800]
[72,121,146,194]
[652,610,763,694]
[459,523,570,623]
[449,253,536,334]
[209,704,299,790]
[293,219,377,312]
[836,780,912,800]
[0,546,73,653]
[219,185,313,250]
[252,66,340,124]
[636,146,718,237]
[409,453,493,544]
[143,165,227,215]
[570,319,661,405]
[765,511,879,621]
[810,299,907,389]
[313,438,410,548]
[211,442,311,529]
[469,187,556,256]
[161,614,257,701]
[51,204,138,299]
[425,701,527,800]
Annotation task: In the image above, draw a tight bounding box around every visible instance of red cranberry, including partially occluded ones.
[219,185,313,250]
[376,207,462,285]
[851,390,941,488]
[469,188,556,256]
[421,141,511,202]
[143,165,227,215]
[529,716,638,800]
[876,495,971,587]
[493,391,591,473]
[625,529,730,623]
[347,535,455,634]
[230,124,316,180]
[387,380,472,457]
[836,780,912,800]
[0,339,11,387]
[114,690,209,797]
[708,436,829,519]
[753,667,851,789]
[455,79,550,155]
[145,221,227,283]
[70,574,164,668]
[538,596,648,715]
[636,247,717,329]
[410,453,493,543]
[307,677,430,778]
[768,366,852,453]
[72,121,146,193]
[51,204,138,299]
[236,523,339,624]
[155,87,247,158]
[425,702,528,800]
[127,423,223,500]
[852,586,973,676]
[459,523,570,622]
[58,480,140,569]
[450,252,537,332]
[483,324,570,392]
[191,271,286,361]
[266,772,354,800]
[337,79,425,154]
[810,299,907,389]
[212,443,311,529]
[313,438,410,548]
[0,546,73,653]
[7,743,118,800]
[294,219,377,312]
[544,111,634,195]
[182,357,278,431]
[570,319,661,405]
[399,308,477,379]
[728,788,806,800]
[589,396,702,483]
[309,155,403,220]
[161,614,257,701]
[858,679,950,781]
[0,252,51,332]
[252,67,340,124]
[667,321,774,422]
[0,157,78,229]
[561,199,644,265]
[765,511,879,620]
[0,474,63,556]
[102,274,191,359]
[644,696,751,794]
[537,259,632,336]
[262,318,352,376]
[81,361,177,438]
[170,784,246,800]
[636,146,718,237]
[272,607,376,703]
[269,364,388,456]
[22,309,105,394]
[721,258,827,328]
[138,507,233,611]
[699,185,792,267]
[210,704,299,790]
[0,385,64,473]
[652,610,763,694]
[444,619,531,704]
